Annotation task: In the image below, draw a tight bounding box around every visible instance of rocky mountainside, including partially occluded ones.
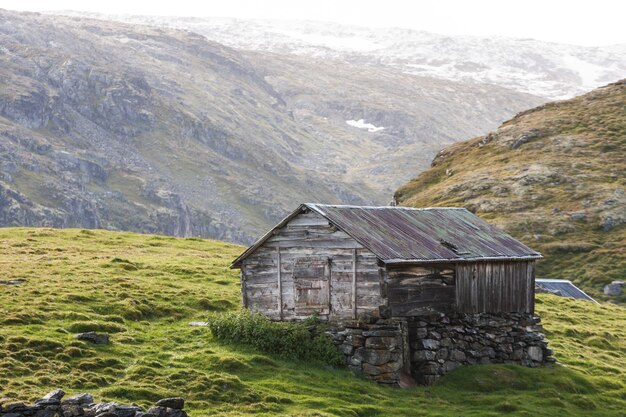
[55,13,626,100]
[241,51,538,195]
[395,80,626,295]
[0,10,541,243]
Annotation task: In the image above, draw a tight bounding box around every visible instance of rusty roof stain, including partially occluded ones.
[231,204,542,268]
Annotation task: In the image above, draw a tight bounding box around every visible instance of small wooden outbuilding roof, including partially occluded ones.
[535,279,597,303]
[231,204,542,268]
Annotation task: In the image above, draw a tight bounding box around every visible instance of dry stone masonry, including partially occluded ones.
[327,312,554,385]
[0,390,187,417]
[327,320,406,385]
[407,312,553,385]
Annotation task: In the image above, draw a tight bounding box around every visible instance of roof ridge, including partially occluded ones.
[306,203,465,211]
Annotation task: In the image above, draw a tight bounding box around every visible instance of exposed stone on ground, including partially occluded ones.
[62,394,93,406]
[604,281,624,296]
[34,389,65,406]
[0,391,186,417]
[510,129,542,149]
[570,212,586,221]
[86,403,141,417]
[154,399,184,410]
[75,332,109,345]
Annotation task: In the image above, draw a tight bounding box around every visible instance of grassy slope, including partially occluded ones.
[1,228,625,416]
[395,81,626,300]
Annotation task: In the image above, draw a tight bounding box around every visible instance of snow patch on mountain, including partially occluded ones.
[560,55,606,86]
[346,119,385,132]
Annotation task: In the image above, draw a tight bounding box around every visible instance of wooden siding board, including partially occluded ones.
[277,247,283,319]
[264,239,364,249]
[528,262,535,313]
[455,261,535,314]
[386,264,456,316]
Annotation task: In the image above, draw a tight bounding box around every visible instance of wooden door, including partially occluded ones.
[293,257,330,316]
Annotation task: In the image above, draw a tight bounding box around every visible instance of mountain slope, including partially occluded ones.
[396,80,626,298]
[56,13,626,99]
[0,10,360,243]
[242,51,540,196]
[1,228,624,416]
[0,10,542,243]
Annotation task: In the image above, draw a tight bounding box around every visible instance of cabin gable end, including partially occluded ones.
[238,209,384,320]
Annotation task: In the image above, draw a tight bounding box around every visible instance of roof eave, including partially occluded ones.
[382,254,543,266]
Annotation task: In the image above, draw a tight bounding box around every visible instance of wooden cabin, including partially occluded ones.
[231,204,543,321]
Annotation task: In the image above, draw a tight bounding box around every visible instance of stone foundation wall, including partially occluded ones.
[326,319,406,385]
[326,313,554,386]
[410,312,554,384]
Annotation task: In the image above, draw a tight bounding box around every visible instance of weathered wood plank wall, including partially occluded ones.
[241,209,536,320]
[385,266,456,316]
[240,210,384,320]
[455,261,534,314]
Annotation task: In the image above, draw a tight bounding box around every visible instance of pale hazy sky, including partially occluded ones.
[2,0,625,46]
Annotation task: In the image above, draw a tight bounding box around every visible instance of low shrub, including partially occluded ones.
[207,310,343,366]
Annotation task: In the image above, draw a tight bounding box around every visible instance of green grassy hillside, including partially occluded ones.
[395,80,625,300]
[1,228,625,416]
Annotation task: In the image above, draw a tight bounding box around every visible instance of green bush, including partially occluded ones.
[207,310,343,366]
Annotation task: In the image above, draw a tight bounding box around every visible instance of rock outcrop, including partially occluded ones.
[0,391,187,417]
[75,332,110,345]
[604,281,625,296]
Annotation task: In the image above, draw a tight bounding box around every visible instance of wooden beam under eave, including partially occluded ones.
[277,247,283,320]
[352,248,357,319]
[241,269,248,308]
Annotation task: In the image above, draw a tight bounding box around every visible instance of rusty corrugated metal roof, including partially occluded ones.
[308,204,542,265]
[231,204,542,268]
